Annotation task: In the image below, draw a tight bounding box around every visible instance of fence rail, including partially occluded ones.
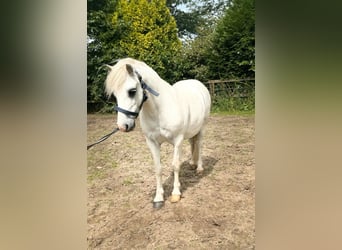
[205,78,255,98]
[87,78,255,112]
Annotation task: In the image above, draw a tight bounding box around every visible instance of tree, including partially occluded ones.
[87,0,119,110]
[112,0,181,82]
[166,0,200,38]
[166,0,228,38]
[176,25,214,82]
[208,0,255,79]
[169,0,231,82]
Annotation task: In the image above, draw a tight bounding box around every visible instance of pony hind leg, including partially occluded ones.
[189,131,204,173]
[189,136,197,166]
[189,137,195,165]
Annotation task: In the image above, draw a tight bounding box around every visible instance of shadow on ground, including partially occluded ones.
[161,156,218,199]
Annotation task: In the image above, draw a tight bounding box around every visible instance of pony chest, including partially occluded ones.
[142,125,176,144]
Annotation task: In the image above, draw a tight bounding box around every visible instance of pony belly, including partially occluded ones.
[183,113,209,139]
[184,126,203,139]
[158,128,178,144]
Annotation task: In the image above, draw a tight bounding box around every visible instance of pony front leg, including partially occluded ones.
[145,138,164,208]
[170,138,183,203]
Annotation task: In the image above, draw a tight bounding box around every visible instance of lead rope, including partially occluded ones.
[87,127,119,150]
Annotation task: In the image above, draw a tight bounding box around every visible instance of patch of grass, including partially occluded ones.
[122,177,134,186]
[211,91,255,114]
[111,161,118,169]
[87,149,118,182]
[211,110,255,115]
[88,168,106,182]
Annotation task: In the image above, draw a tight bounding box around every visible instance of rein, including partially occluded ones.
[87,127,119,150]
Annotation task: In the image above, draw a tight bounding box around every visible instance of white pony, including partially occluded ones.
[105,58,211,208]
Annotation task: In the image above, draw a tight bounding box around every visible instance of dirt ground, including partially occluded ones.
[87,114,255,249]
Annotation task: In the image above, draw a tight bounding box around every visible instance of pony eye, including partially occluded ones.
[128,88,137,98]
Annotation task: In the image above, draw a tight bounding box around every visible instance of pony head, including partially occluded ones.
[105,59,146,132]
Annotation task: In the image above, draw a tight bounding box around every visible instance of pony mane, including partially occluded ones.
[105,58,153,97]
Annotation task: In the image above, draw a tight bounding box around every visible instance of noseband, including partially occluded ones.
[114,73,159,119]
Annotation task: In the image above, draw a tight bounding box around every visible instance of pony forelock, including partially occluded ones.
[104,58,159,97]
[105,58,138,97]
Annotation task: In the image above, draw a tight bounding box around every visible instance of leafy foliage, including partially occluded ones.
[166,0,196,37]
[112,0,181,82]
[87,0,181,112]
[166,0,228,38]
[176,0,255,112]
[87,0,255,113]
[211,83,255,113]
[87,0,119,109]
[176,26,213,81]
[208,0,255,79]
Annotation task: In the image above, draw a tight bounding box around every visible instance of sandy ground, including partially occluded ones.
[87,114,255,249]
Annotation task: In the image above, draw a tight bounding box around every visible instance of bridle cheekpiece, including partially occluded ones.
[114,72,159,119]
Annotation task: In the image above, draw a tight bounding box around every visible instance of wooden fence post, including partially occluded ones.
[208,80,215,98]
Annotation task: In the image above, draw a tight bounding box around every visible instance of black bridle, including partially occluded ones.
[114,73,159,119]
[87,73,159,150]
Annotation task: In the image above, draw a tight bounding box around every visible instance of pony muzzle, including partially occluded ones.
[118,121,135,132]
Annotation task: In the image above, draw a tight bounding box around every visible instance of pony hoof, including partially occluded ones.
[153,201,164,209]
[170,195,181,203]
[196,167,204,174]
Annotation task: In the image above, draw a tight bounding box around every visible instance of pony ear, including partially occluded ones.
[126,64,134,76]
[104,64,113,71]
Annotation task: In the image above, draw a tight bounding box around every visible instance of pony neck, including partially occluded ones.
[139,70,172,118]
[139,66,171,93]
